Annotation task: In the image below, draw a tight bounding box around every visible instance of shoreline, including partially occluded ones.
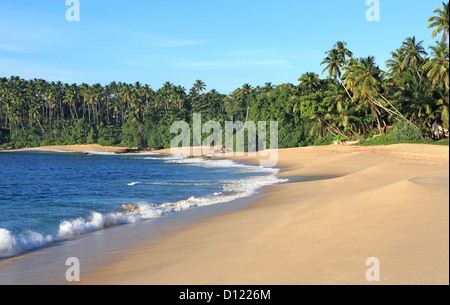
[0,144,283,284]
[2,144,449,284]
[76,143,448,285]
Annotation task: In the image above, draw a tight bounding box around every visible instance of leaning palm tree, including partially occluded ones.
[345,56,425,139]
[428,2,449,42]
[344,57,384,134]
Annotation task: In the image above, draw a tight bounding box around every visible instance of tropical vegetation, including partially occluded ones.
[0,3,448,149]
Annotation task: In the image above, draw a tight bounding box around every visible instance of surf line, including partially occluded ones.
[170,112,279,167]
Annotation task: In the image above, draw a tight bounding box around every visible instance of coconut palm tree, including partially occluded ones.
[119,84,134,123]
[321,49,342,80]
[63,84,79,121]
[423,41,449,90]
[193,80,206,95]
[344,56,391,134]
[298,72,321,94]
[324,81,348,114]
[345,56,424,139]
[138,84,153,119]
[334,41,353,64]
[428,2,449,42]
[30,99,46,135]
[322,42,354,99]
[394,70,435,125]
[158,81,174,114]
[386,49,407,80]
[263,82,274,94]
[44,82,58,129]
[399,36,428,78]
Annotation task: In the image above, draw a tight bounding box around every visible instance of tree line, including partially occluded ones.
[0,2,448,149]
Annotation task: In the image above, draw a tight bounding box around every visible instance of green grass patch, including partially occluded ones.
[357,134,449,146]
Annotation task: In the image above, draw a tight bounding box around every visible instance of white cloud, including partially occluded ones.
[0,43,33,53]
[176,59,292,69]
[0,59,83,84]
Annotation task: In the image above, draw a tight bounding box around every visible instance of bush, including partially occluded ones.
[313,133,334,146]
[357,134,392,146]
[390,120,422,141]
[121,120,146,148]
[39,139,52,146]
[333,135,348,142]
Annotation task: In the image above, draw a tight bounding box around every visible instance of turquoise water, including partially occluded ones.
[0,149,284,258]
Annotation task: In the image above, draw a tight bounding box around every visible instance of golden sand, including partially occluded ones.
[36,144,449,285]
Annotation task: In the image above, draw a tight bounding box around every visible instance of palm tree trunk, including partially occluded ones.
[338,75,354,101]
[372,95,426,141]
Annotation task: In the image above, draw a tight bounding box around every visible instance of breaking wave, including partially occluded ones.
[0,156,286,259]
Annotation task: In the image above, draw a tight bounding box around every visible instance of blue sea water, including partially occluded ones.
[0,149,284,259]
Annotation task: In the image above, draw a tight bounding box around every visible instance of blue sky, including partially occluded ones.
[0,0,444,93]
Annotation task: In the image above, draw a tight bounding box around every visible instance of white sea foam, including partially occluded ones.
[127,182,141,186]
[0,228,54,259]
[127,181,212,186]
[0,148,118,155]
[0,157,287,259]
[165,157,277,174]
[142,154,186,161]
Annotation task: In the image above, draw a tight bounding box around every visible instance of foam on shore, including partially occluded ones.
[0,156,286,259]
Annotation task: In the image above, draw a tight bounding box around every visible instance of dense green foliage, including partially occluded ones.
[0,3,448,149]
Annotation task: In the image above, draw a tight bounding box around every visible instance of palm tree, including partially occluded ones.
[63,84,79,121]
[119,84,134,123]
[138,84,153,119]
[193,80,206,95]
[324,81,348,114]
[30,99,46,135]
[345,57,424,139]
[298,72,321,94]
[263,82,274,94]
[345,56,390,134]
[322,49,342,79]
[399,36,428,78]
[44,82,58,129]
[190,80,207,112]
[158,81,174,114]
[428,2,449,42]
[394,70,435,126]
[321,42,354,99]
[79,83,90,121]
[423,41,449,90]
[172,85,187,111]
[386,49,407,80]
[334,41,353,63]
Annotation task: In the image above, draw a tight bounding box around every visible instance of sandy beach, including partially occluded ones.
[15,143,449,285]
[42,143,444,285]
[37,144,126,153]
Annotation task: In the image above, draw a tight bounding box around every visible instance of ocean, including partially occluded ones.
[0,149,285,259]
